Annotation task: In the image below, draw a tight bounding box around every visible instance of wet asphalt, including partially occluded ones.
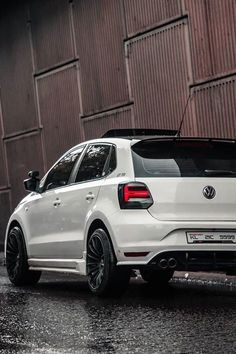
[1,266,236,354]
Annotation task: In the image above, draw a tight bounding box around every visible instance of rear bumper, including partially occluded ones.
[146,250,236,272]
[109,210,236,266]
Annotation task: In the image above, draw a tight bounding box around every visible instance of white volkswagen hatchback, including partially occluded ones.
[5,129,236,296]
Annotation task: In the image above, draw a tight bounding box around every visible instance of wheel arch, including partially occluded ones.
[86,219,117,261]
[5,219,26,256]
[8,220,22,231]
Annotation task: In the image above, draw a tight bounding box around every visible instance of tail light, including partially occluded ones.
[118,182,153,209]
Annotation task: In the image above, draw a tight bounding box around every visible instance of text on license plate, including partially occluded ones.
[186,232,236,244]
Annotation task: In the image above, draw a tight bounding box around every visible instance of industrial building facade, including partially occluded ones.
[0,0,235,246]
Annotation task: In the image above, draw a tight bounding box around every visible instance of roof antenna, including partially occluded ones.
[176,92,192,137]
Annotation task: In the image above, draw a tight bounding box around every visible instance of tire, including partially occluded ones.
[6,226,41,286]
[140,268,174,285]
[87,228,130,296]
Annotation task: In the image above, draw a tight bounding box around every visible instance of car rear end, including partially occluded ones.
[115,138,236,274]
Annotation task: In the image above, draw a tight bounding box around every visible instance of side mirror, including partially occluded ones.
[24,170,39,192]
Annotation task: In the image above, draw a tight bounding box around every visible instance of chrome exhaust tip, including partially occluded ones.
[168,258,177,269]
[158,258,168,269]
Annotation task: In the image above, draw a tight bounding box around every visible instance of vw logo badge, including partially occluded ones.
[203,186,216,199]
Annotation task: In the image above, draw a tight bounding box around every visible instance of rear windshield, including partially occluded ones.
[132,140,236,178]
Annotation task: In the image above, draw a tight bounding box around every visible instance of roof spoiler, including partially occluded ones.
[102,129,178,138]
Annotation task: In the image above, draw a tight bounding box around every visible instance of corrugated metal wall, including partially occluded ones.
[0,3,38,136]
[36,64,83,169]
[0,191,11,245]
[126,20,190,130]
[123,0,182,36]
[0,0,235,246]
[30,0,75,71]
[184,0,236,81]
[83,106,134,140]
[5,133,44,209]
[73,0,129,114]
[0,98,7,188]
[192,76,236,138]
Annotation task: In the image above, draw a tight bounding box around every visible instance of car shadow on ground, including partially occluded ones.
[18,272,236,308]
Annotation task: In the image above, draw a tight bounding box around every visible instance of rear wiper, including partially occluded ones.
[204,169,236,176]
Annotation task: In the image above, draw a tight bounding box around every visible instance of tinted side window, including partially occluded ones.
[43,147,84,191]
[75,145,110,182]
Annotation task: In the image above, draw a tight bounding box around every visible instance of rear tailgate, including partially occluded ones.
[136,177,236,221]
[132,138,236,221]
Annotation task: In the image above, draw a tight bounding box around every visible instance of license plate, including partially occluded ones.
[186,231,236,244]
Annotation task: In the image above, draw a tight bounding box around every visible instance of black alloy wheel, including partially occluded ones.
[87,228,130,296]
[87,232,105,290]
[6,226,41,286]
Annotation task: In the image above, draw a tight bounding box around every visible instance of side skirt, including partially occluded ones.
[28,258,86,275]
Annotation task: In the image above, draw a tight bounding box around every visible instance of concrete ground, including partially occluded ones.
[1,263,236,354]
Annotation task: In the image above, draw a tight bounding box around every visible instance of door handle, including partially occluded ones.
[53,199,61,207]
[86,193,95,201]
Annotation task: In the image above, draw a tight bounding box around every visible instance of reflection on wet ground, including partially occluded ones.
[0,266,236,354]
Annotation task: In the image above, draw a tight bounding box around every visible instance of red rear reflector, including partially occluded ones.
[124,252,149,257]
[124,185,150,202]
